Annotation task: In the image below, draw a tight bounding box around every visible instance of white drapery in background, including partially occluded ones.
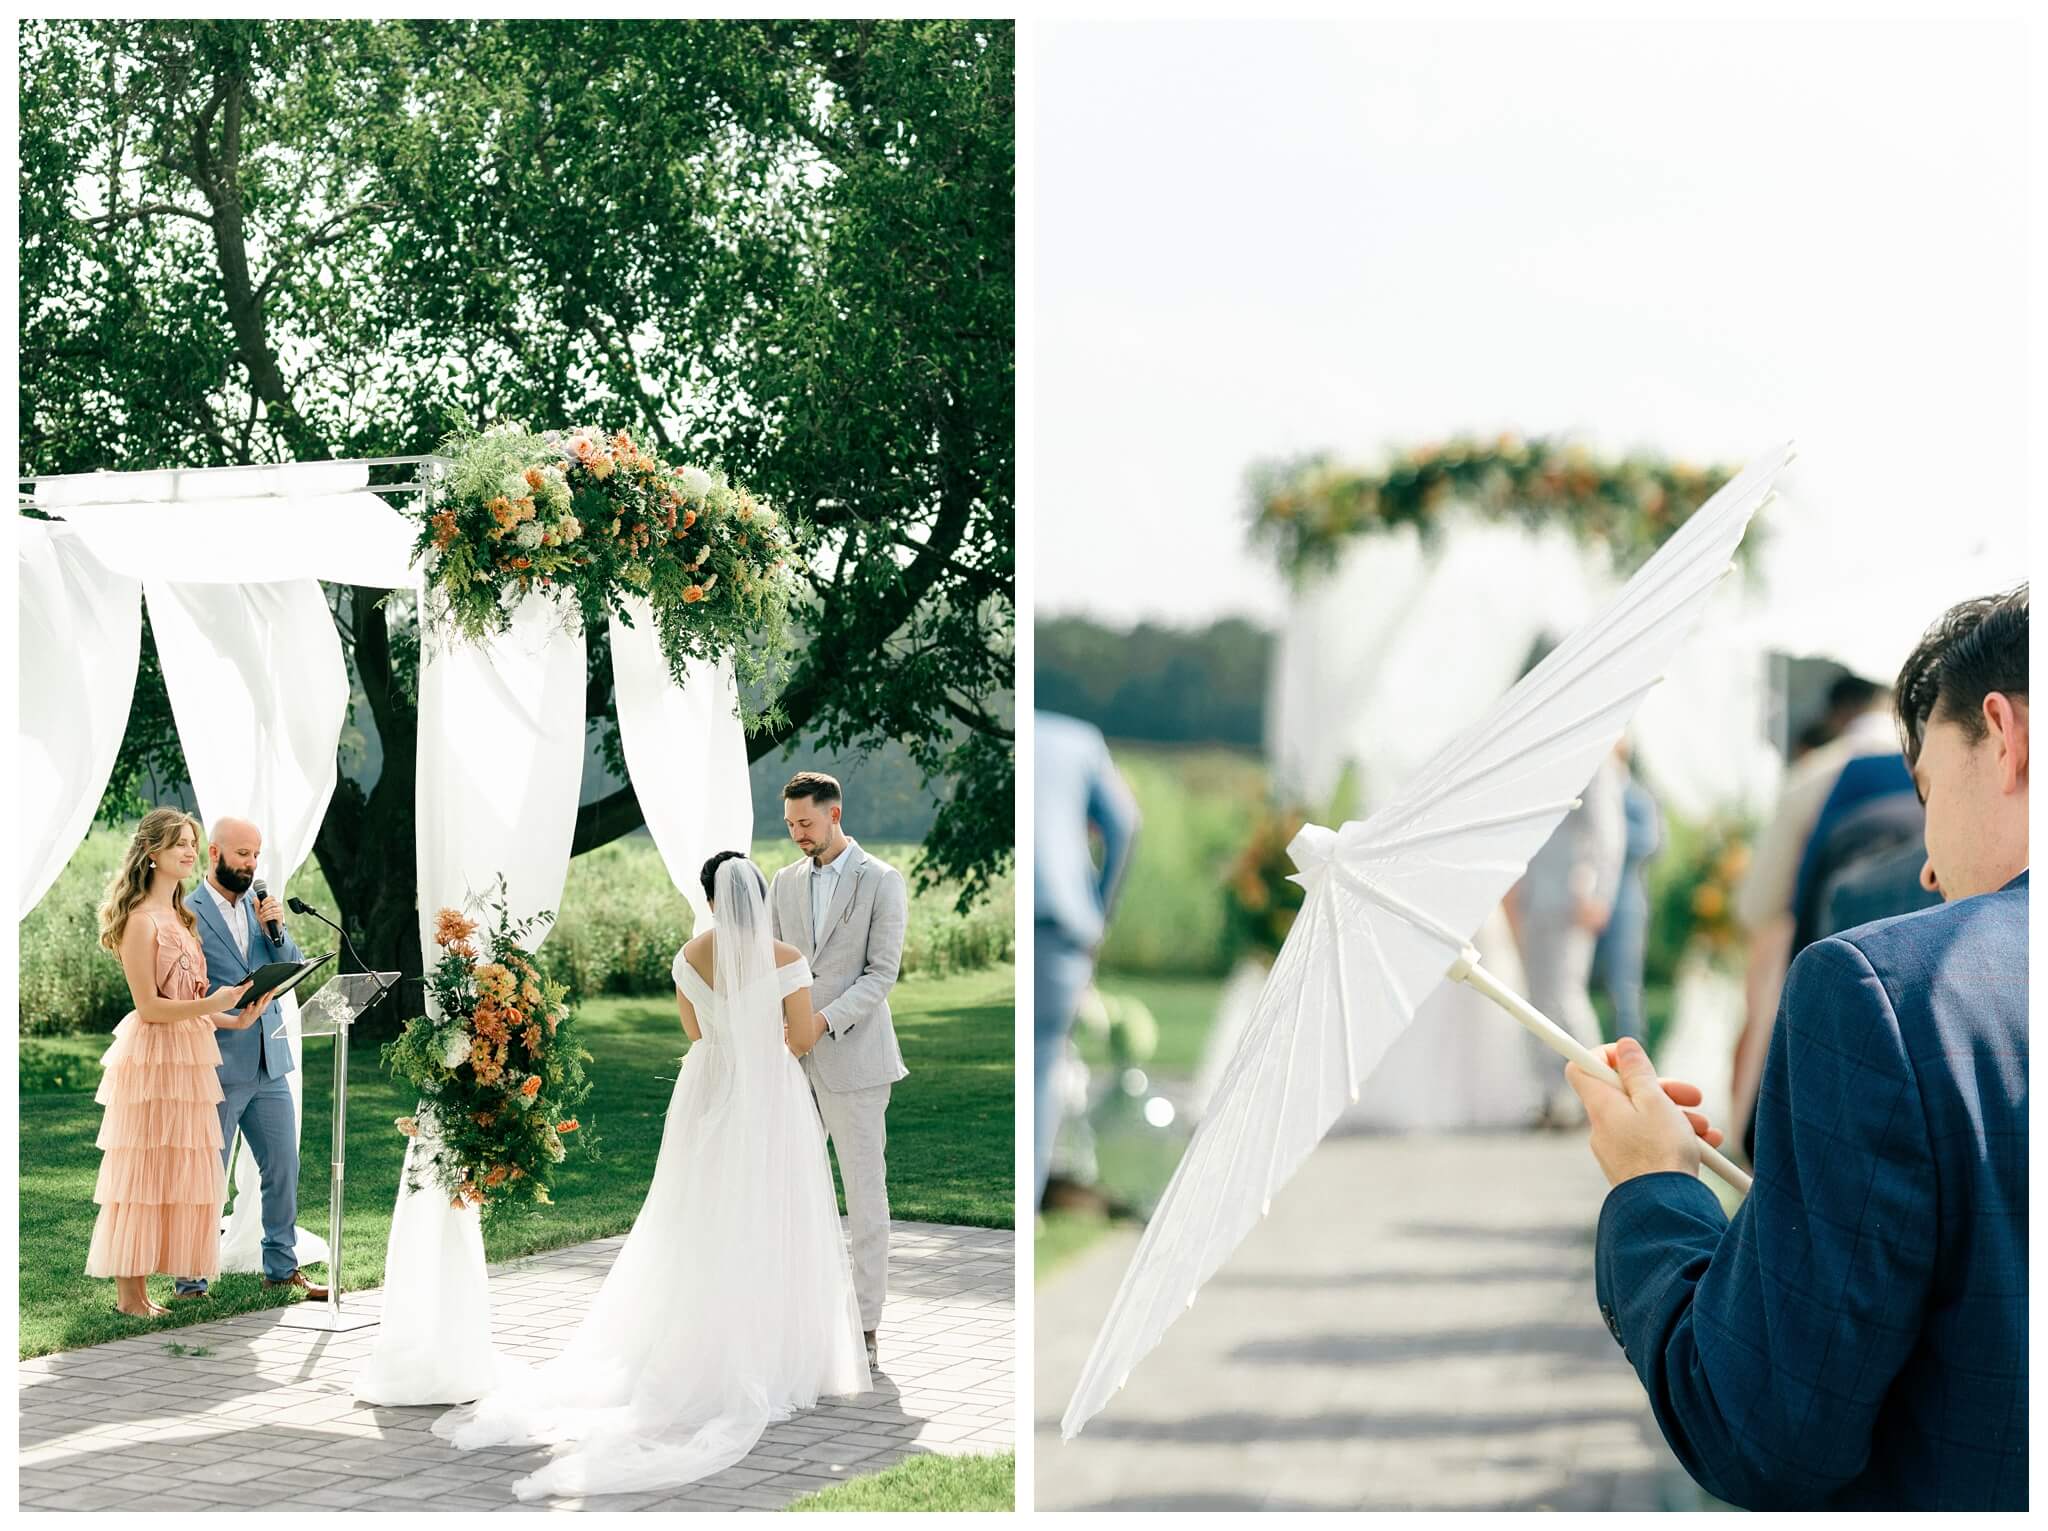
[17,521,142,919]
[34,463,418,588]
[1268,516,1780,822]
[146,577,348,1272]
[609,602,754,924]
[355,590,587,1406]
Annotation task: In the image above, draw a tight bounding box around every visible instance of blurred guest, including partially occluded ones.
[87,810,262,1318]
[1729,673,1899,1150]
[1593,736,1663,1042]
[1816,838,1941,938]
[1510,747,1625,1125]
[1035,712,1140,1208]
[1569,584,2027,1509]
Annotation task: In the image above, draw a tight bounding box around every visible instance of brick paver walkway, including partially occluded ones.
[1036,1131,1716,1511]
[20,1219,1013,1512]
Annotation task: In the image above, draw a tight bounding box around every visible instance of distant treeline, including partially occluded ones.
[1036,616,1273,747]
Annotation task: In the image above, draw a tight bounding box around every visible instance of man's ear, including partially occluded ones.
[1985,692,2028,793]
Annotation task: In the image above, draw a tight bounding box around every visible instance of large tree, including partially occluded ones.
[20,19,1013,1003]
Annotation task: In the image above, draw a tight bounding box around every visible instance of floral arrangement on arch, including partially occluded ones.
[412,422,798,701]
[382,880,592,1214]
[1221,802,1312,964]
[1649,813,1756,978]
[1251,435,1746,582]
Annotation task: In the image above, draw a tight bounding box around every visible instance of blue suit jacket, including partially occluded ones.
[191,881,303,1087]
[1596,870,2028,1509]
[1033,712,1140,950]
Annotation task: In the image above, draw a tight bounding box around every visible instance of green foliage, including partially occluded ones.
[1252,436,1745,582]
[1095,747,1271,979]
[786,1451,1015,1512]
[1038,616,1273,750]
[382,883,593,1216]
[18,18,1015,942]
[20,828,1010,1037]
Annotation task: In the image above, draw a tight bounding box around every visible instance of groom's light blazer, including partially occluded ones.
[1595,871,2027,1510]
[770,840,909,1093]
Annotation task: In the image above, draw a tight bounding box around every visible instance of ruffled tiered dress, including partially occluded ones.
[85,911,228,1280]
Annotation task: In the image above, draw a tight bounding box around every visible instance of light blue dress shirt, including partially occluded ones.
[810,852,844,949]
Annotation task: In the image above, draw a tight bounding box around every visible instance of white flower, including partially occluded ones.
[558,516,583,543]
[515,520,545,549]
[441,1029,471,1069]
[677,465,713,499]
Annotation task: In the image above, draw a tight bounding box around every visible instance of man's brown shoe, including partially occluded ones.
[167,1289,211,1303]
[264,1270,329,1301]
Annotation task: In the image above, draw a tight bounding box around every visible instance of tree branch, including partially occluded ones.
[85,201,214,230]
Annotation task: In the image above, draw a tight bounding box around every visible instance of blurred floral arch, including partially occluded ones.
[1251,435,1742,582]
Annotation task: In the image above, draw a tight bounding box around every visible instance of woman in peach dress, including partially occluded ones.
[88,809,270,1318]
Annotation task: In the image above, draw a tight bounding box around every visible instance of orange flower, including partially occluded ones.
[682,510,697,531]
[520,1075,542,1099]
[556,1120,579,1134]
[509,556,531,570]
[524,1025,543,1053]
[484,1164,510,1187]
[614,430,632,451]
[430,510,460,549]
[683,585,705,604]
[434,908,480,950]
[524,466,546,491]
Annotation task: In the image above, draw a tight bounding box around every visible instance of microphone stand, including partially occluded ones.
[277,899,400,1333]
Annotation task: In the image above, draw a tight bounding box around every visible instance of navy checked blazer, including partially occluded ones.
[1594,870,2027,1509]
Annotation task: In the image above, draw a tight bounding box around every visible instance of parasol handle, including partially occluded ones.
[1449,948,1754,1196]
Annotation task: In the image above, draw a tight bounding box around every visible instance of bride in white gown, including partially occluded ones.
[433,853,870,1501]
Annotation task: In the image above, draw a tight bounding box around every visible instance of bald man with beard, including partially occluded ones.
[172,817,327,1302]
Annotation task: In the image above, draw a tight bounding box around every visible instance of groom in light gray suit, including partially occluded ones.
[770,772,908,1367]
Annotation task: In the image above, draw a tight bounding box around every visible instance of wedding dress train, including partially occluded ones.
[432,860,870,1500]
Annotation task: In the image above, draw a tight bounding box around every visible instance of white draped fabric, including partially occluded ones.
[1268,516,1781,822]
[17,521,141,919]
[34,463,418,587]
[355,590,587,1406]
[145,577,347,1272]
[609,603,754,923]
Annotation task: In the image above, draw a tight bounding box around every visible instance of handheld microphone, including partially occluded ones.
[253,878,284,944]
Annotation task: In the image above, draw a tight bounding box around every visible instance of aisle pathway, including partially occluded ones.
[1036,1131,1714,1511]
[21,1219,1013,1513]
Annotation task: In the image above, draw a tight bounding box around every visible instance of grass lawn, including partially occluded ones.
[1081,972,1227,1077]
[19,968,1012,1359]
[784,1451,1014,1512]
[1035,1207,1120,1283]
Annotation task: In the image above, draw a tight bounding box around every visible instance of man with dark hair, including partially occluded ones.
[1568,585,2027,1509]
[769,770,907,1370]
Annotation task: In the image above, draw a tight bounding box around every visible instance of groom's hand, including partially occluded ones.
[1566,1038,1721,1187]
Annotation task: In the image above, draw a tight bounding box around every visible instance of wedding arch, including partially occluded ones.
[17,437,767,1401]
[1251,435,1779,820]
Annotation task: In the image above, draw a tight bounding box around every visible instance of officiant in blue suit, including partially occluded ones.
[173,817,328,1302]
[1569,586,2028,1510]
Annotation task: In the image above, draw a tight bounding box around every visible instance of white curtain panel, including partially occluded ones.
[1267,517,1783,820]
[357,589,586,1406]
[16,521,142,919]
[1269,519,1601,811]
[608,601,755,924]
[145,577,349,1272]
[35,462,418,587]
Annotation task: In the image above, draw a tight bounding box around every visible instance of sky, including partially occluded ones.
[1034,16,2032,627]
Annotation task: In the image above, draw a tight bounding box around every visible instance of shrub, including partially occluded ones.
[21,825,1013,1036]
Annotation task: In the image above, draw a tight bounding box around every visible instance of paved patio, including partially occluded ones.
[19,1219,1014,1512]
[1036,1130,1718,1511]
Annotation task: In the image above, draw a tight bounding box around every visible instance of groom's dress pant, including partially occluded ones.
[812,1080,891,1332]
[175,1073,302,1293]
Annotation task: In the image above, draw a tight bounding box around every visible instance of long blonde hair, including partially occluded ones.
[97,807,202,953]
